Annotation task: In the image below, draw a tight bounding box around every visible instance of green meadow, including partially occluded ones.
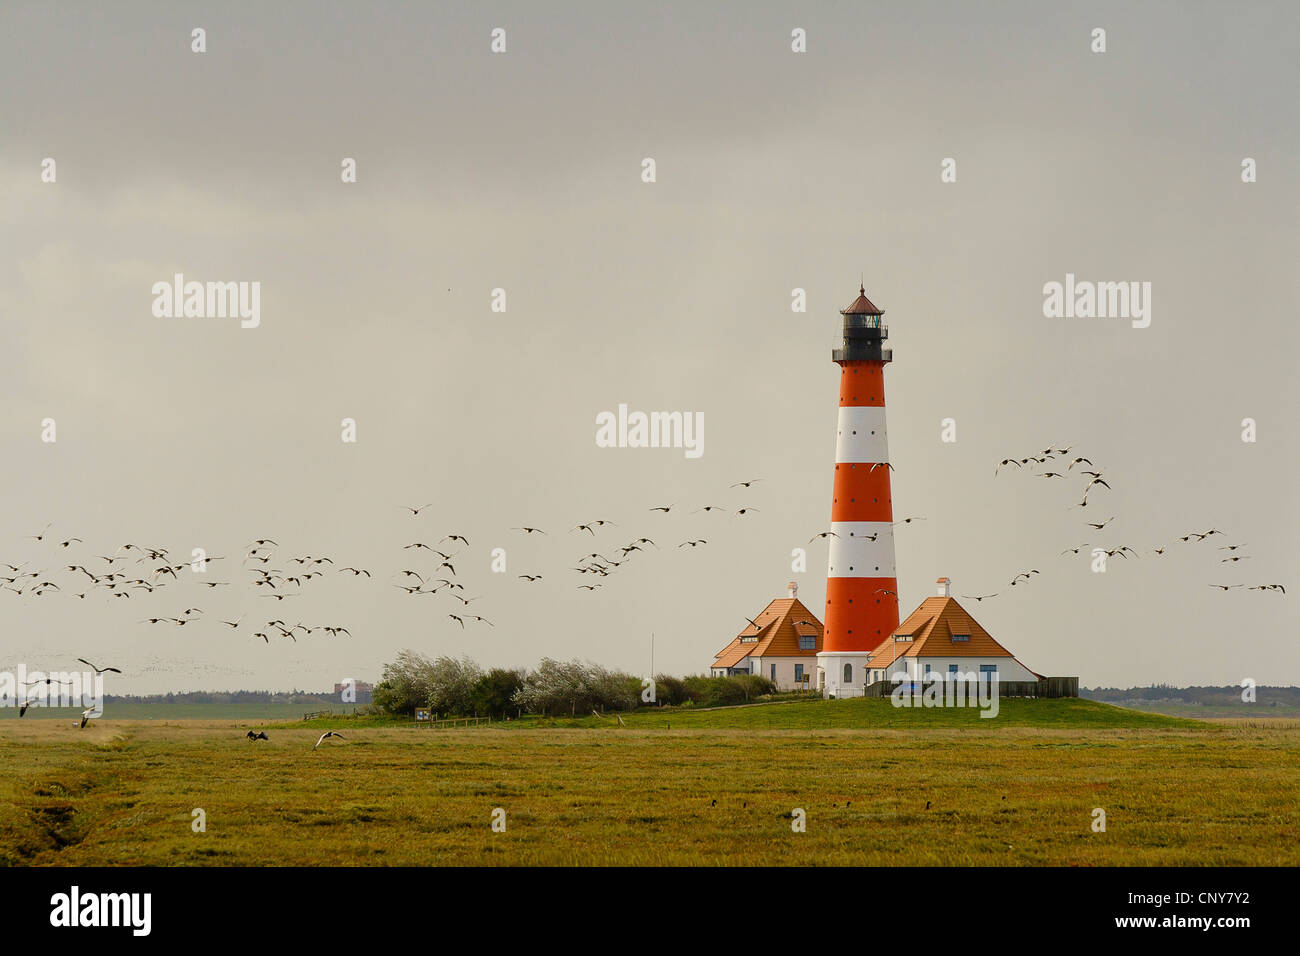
[2,699,1296,866]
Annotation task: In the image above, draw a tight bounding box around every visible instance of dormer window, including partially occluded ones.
[951,633,970,643]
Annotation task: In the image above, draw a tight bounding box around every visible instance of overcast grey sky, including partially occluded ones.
[2,1,1297,693]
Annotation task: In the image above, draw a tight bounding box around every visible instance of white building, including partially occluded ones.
[711,583,823,690]
[856,577,1040,692]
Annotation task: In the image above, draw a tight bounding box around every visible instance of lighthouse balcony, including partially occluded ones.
[833,346,892,363]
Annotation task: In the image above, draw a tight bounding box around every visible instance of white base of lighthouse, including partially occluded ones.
[816,650,873,699]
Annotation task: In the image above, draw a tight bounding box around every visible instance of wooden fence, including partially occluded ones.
[863,676,1078,699]
[413,716,492,729]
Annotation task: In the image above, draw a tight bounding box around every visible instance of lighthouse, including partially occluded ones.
[816,284,901,697]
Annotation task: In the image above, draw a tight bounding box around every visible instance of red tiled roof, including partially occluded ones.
[864,596,1039,676]
[713,596,824,666]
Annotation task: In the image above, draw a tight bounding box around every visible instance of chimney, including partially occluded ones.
[788,581,798,599]
[936,576,951,597]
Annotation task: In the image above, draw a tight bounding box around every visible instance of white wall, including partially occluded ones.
[752,656,817,690]
[872,657,1039,683]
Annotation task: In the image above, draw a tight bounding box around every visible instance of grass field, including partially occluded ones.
[2,699,1297,866]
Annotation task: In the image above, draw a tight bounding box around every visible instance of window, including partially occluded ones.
[843,663,853,683]
[948,664,959,677]
[799,635,816,650]
[952,633,970,642]
[770,664,776,681]
[924,663,932,676]
[980,664,998,684]
[795,663,805,682]
[895,633,913,643]
[740,635,758,643]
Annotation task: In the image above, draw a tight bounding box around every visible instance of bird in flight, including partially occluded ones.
[1066,457,1094,470]
[467,615,494,626]
[1086,517,1115,530]
[731,479,762,488]
[962,593,998,602]
[340,567,371,576]
[648,504,676,513]
[736,508,760,516]
[1209,584,1242,591]
[518,574,543,582]
[1217,544,1247,551]
[894,517,926,525]
[995,459,1022,474]
[809,532,839,542]
[869,463,895,473]
[313,731,344,750]
[448,614,466,628]
[77,658,121,675]
[1247,584,1286,593]
[1060,545,1090,555]
[28,523,52,541]
[678,539,707,548]
[875,588,898,596]
[79,707,97,729]
[693,506,726,514]
[513,527,547,535]
[1220,555,1250,563]
[401,504,434,515]
[440,534,470,546]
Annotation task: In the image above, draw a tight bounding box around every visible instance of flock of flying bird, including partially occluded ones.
[955,445,1286,602]
[6,452,1284,725]
[4,478,822,723]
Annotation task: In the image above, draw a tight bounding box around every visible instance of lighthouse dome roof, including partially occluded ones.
[841,284,884,316]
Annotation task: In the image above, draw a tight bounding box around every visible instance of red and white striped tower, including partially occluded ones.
[817,284,900,697]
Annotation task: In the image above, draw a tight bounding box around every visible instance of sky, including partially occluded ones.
[2,1,1297,693]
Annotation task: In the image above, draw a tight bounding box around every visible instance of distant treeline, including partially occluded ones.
[373,650,779,719]
[1082,685,1300,706]
[103,690,342,705]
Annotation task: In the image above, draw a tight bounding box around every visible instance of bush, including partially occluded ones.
[679,674,776,708]
[652,674,690,706]
[513,658,641,716]
[374,650,482,717]
[471,668,526,718]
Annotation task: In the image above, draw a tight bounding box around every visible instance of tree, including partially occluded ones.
[374,651,483,716]
[471,668,525,718]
